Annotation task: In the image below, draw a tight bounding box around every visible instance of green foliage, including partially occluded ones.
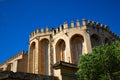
[77,41,120,80]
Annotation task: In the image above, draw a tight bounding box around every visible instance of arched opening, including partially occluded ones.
[105,38,110,45]
[38,39,49,75]
[91,34,100,48]
[56,39,66,62]
[29,42,36,73]
[0,68,3,72]
[70,34,83,64]
[6,63,12,71]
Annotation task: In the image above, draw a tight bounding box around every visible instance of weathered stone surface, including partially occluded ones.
[0,71,58,80]
[0,19,120,80]
[53,61,78,80]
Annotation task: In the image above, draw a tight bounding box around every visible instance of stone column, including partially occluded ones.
[50,36,54,76]
[65,38,71,63]
[13,60,18,72]
[53,43,56,64]
[83,31,92,54]
[35,38,39,74]
[48,42,51,75]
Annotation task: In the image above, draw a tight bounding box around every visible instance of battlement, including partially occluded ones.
[0,51,24,66]
[87,20,109,30]
[29,19,120,40]
[30,27,51,38]
[30,19,88,38]
[87,20,120,40]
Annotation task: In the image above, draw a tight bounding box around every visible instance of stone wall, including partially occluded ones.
[53,61,78,80]
[17,54,28,72]
[0,71,58,80]
[0,51,24,72]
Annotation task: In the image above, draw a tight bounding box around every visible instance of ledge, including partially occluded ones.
[53,61,78,70]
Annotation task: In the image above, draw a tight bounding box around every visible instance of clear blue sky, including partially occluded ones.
[0,0,120,64]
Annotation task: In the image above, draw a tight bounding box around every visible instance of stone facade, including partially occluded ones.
[0,51,28,73]
[0,19,120,80]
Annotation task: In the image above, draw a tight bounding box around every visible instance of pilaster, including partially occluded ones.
[65,38,71,63]
[12,60,18,72]
[35,38,39,74]
[83,31,92,54]
[50,37,54,75]
[27,43,30,73]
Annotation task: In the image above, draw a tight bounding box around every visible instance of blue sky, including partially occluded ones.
[0,0,120,63]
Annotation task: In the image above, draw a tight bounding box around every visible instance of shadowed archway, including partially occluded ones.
[70,34,84,64]
[91,34,100,48]
[56,39,66,62]
[104,38,111,45]
[38,39,49,75]
[29,42,36,73]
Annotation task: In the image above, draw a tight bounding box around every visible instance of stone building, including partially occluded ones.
[0,19,120,80]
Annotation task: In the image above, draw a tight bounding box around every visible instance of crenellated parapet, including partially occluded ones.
[30,19,88,38]
[87,20,109,31]
[29,19,120,40]
[30,26,52,38]
[48,19,88,35]
[87,20,120,40]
